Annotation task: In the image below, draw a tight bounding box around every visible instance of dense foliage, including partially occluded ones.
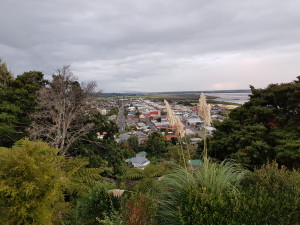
[208,77,300,168]
[0,71,47,147]
[68,113,125,174]
[0,59,13,89]
[0,140,65,224]
[146,132,170,156]
[151,160,300,225]
[75,183,121,225]
[237,162,300,224]
[1,60,300,224]
[154,159,246,225]
[0,140,104,224]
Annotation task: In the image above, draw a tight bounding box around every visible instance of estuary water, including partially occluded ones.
[207,92,251,105]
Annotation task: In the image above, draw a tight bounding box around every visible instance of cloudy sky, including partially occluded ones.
[1,0,300,92]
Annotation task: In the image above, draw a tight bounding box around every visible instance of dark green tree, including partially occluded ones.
[146,132,169,156]
[68,113,127,175]
[108,107,119,116]
[0,59,13,89]
[127,135,139,152]
[135,110,141,118]
[0,71,47,147]
[208,77,300,168]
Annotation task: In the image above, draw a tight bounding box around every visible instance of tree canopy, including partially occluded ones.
[0,59,13,89]
[0,140,65,224]
[146,132,170,157]
[208,77,300,168]
[0,71,47,147]
[0,139,103,224]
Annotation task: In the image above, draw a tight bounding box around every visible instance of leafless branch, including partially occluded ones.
[29,65,97,155]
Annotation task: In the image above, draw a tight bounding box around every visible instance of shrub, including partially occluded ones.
[0,140,65,225]
[237,162,300,224]
[153,161,300,224]
[155,158,246,224]
[121,194,155,225]
[76,183,122,225]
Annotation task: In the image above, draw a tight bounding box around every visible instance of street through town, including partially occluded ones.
[118,102,125,132]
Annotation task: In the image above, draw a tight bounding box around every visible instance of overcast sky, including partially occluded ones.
[1,0,300,92]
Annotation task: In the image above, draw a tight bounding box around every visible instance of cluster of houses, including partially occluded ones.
[97,97,237,169]
[96,98,235,145]
[120,100,236,147]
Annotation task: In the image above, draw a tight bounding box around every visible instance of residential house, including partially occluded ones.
[125,156,150,169]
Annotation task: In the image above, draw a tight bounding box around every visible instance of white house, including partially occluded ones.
[125,156,150,169]
[186,118,202,125]
[202,126,216,135]
[190,138,202,145]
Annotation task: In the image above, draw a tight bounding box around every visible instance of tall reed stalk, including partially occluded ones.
[164,99,190,168]
[198,93,212,159]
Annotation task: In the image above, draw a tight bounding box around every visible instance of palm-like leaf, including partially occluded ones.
[63,157,103,196]
[153,158,247,224]
[123,165,167,180]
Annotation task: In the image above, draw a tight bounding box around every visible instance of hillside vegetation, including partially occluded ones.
[1,59,300,224]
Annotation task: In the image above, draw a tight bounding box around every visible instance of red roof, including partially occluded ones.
[150,111,159,115]
[166,135,178,141]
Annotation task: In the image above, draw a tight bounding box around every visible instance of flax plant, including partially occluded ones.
[153,158,247,225]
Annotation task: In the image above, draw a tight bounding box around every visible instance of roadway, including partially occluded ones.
[118,102,125,132]
[142,118,158,132]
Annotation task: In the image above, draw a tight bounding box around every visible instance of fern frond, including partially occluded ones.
[122,168,145,180]
[63,157,104,196]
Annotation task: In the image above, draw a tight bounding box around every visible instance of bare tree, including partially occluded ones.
[30,65,97,155]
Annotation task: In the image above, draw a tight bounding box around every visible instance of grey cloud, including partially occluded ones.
[1,0,300,91]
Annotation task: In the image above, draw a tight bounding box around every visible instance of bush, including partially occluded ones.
[76,183,122,225]
[155,159,246,225]
[237,162,300,224]
[0,140,66,225]
[178,187,238,225]
[121,194,155,225]
[154,160,300,224]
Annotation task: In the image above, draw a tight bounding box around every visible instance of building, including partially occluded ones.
[190,138,202,145]
[202,126,216,135]
[186,118,202,125]
[136,151,147,157]
[96,132,108,139]
[166,135,178,141]
[125,156,150,169]
[187,159,201,168]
